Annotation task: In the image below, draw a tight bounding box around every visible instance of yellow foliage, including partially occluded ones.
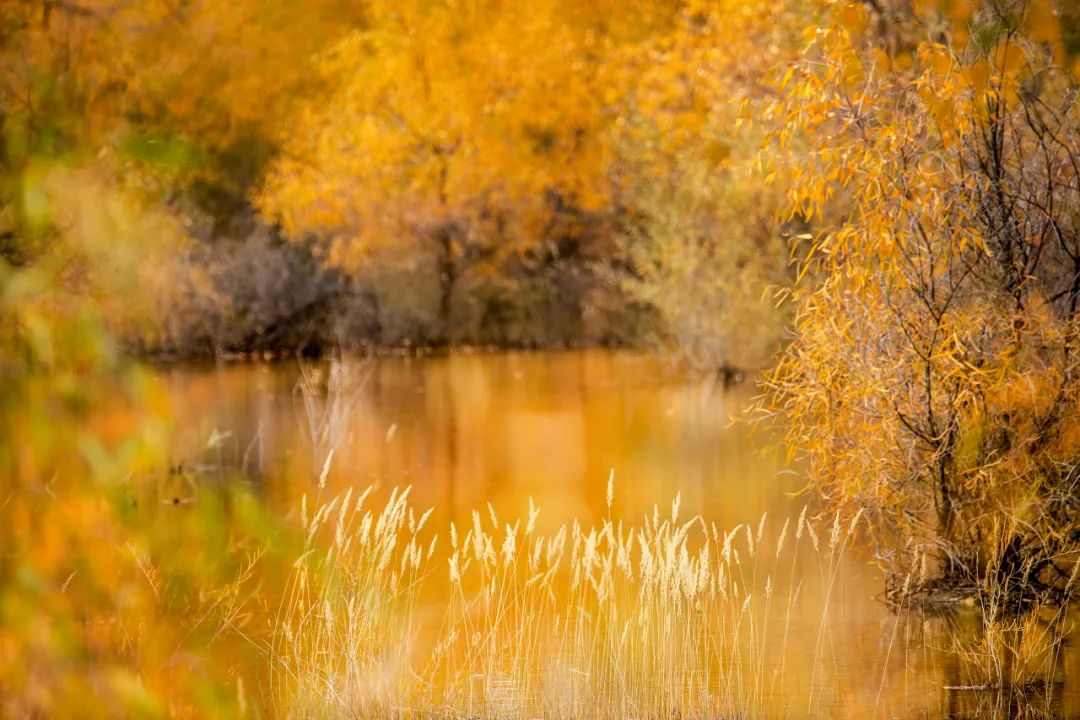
[258,0,664,266]
[763,0,1080,603]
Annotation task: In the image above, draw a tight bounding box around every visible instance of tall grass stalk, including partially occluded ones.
[293,355,371,474]
[272,479,857,719]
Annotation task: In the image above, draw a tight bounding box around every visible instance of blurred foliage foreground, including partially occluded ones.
[5,0,1080,717]
[0,257,281,714]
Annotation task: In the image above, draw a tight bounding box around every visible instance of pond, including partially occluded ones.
[158,350,1080,719]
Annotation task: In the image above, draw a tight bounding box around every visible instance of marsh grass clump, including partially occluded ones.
[272,485,433,716]
[272,481,863,719]
[880,538,1079,711]
[937,572,1079,698]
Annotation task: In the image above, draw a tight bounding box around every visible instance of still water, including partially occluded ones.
[160,350,1080,719]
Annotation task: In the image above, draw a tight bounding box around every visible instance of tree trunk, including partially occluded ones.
[437,227,455,343]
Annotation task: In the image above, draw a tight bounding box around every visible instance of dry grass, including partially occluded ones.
[941,581,1078,698]
[270,474,863,719]
[272,485,430,716]
[876,543,1079,719]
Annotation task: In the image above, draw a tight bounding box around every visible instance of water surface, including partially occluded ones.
[160,350,1080,719]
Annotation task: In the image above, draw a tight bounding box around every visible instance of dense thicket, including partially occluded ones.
[2,0,797,368]
[764,0,1080,610]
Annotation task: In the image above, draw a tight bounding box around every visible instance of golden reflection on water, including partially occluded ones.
[159,350,1080,719]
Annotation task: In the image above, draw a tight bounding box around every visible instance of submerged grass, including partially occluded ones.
[271,474,862,719]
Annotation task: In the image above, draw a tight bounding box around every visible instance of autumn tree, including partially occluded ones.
[256,0,677,342]
[604,0,807,372]
[766,0,1080,608]
[1,0,371,353]
[1,0,366,190]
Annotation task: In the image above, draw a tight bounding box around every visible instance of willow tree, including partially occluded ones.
[766,0,1080,607]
